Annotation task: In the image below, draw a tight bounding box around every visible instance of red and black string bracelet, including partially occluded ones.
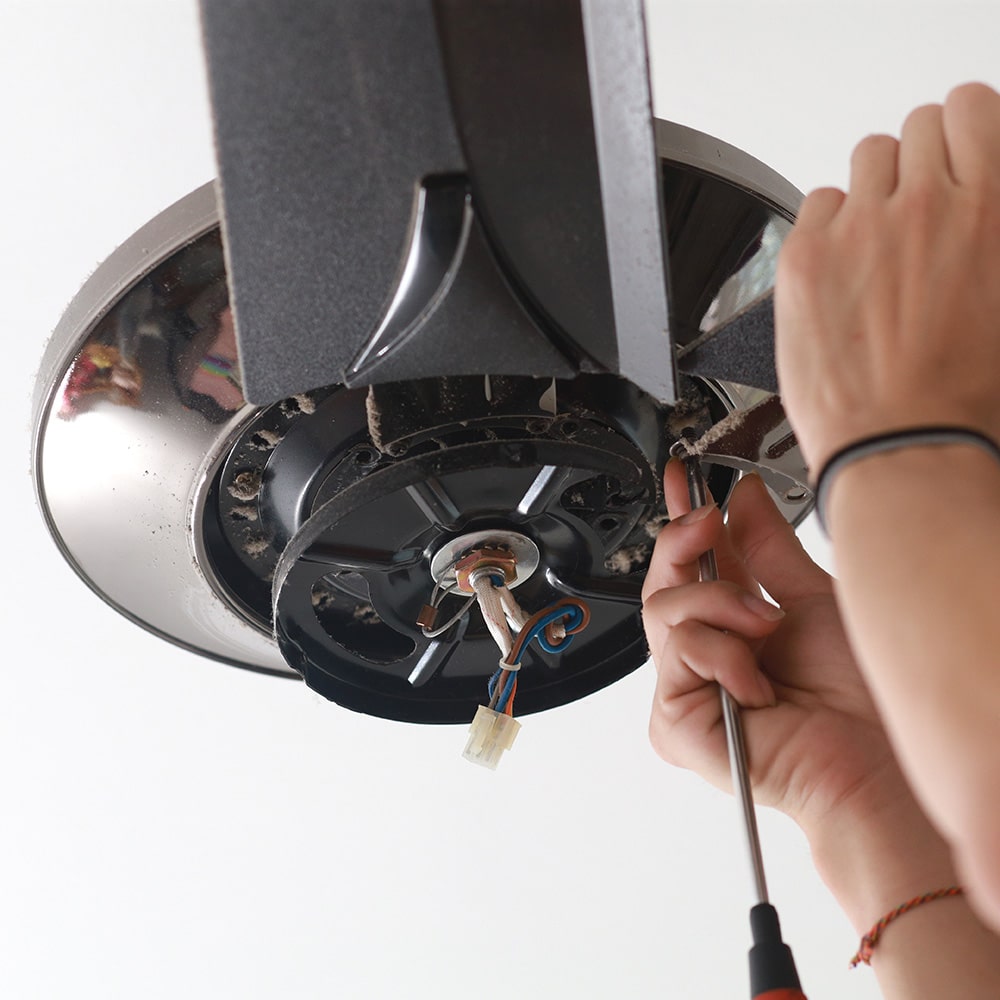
[850,886,965,969]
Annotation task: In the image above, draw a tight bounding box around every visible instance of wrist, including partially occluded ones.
[813,428,1000,534]
[804,776,1000,995]
[803,774,958,934]
[826,437,1000,538]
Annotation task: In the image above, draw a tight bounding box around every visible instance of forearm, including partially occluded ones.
[808,777,1000,997]
[828,443,1000,920]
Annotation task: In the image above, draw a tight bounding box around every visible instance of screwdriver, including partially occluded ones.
[672,441,807,1000]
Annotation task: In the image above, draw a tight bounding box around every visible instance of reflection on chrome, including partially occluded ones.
[59,342,143,419]
[58,230,244,424]
[34,187,293,678]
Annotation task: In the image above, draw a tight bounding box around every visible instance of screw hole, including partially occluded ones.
[598,516,618,532]
[560,419,579,438]
[354,448,379,467]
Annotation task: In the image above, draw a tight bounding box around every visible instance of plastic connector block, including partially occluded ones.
[462,705,521,769]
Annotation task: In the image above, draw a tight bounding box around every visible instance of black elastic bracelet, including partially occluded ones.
[813,426,1000,534]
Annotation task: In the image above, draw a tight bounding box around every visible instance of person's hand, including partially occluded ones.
[642,464,1000,986]
[775,82,1000,473]
[772,83,1000,932]
[642,462,904,836]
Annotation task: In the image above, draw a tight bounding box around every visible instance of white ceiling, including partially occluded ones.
[3,2,997,998]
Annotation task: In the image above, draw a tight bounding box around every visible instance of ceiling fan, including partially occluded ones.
[31,0,810,735]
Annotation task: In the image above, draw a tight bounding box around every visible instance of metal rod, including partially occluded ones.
[681,454,770,905]
[721,688,769,905]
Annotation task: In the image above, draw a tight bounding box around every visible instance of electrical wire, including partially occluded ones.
[421,592,478,638]
[420,565,473,639]
[497,584,531,632]
[507,600,590,663]
[471,569,515,660]
[487,598,591,715]
[427,578,463,609]
[424,558,591,719]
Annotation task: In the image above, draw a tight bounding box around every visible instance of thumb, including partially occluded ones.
[726,473,832,606]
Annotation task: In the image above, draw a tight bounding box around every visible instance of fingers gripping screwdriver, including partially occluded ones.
[672,442,806,1000]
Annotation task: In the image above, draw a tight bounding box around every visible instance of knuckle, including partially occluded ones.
[643,581,726,626]
[640,584,671,617]
[669,618,701,650]
[899,176,946,218]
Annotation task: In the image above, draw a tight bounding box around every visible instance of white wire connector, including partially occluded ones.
[462,705,521,770]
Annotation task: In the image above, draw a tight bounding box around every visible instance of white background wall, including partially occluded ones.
[2,2,998,997]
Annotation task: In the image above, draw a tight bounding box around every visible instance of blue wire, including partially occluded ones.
[496,610,575,710]
[530,605,585,654]
[487,602,587,711]
[495,670,517,712]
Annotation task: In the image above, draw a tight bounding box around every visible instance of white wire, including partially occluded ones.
[429,578,462,608]
[470,571,513,660]
[497,585,531,632]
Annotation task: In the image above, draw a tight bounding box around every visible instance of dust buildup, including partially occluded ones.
[352,603,381,626]
[678,395,784,457]
[294,393,316,415]
[667,387,712,440]
[643,512,670,538]
[241,534,270,558]
[312,585,335,611]
[228,469,262,501]
[229,505,258,522]
[311,588,381,625]
[366,386,385,452]
[604,543,650,575]
[685,406,753,454]
[249,428,283,451]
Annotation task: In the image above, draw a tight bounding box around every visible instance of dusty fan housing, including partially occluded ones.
[32,116,811,724]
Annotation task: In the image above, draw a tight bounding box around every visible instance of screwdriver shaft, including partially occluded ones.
[722,688,769,904]
[682,455,769,905]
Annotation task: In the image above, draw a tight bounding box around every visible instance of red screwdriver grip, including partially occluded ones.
[754,991,807,1000]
